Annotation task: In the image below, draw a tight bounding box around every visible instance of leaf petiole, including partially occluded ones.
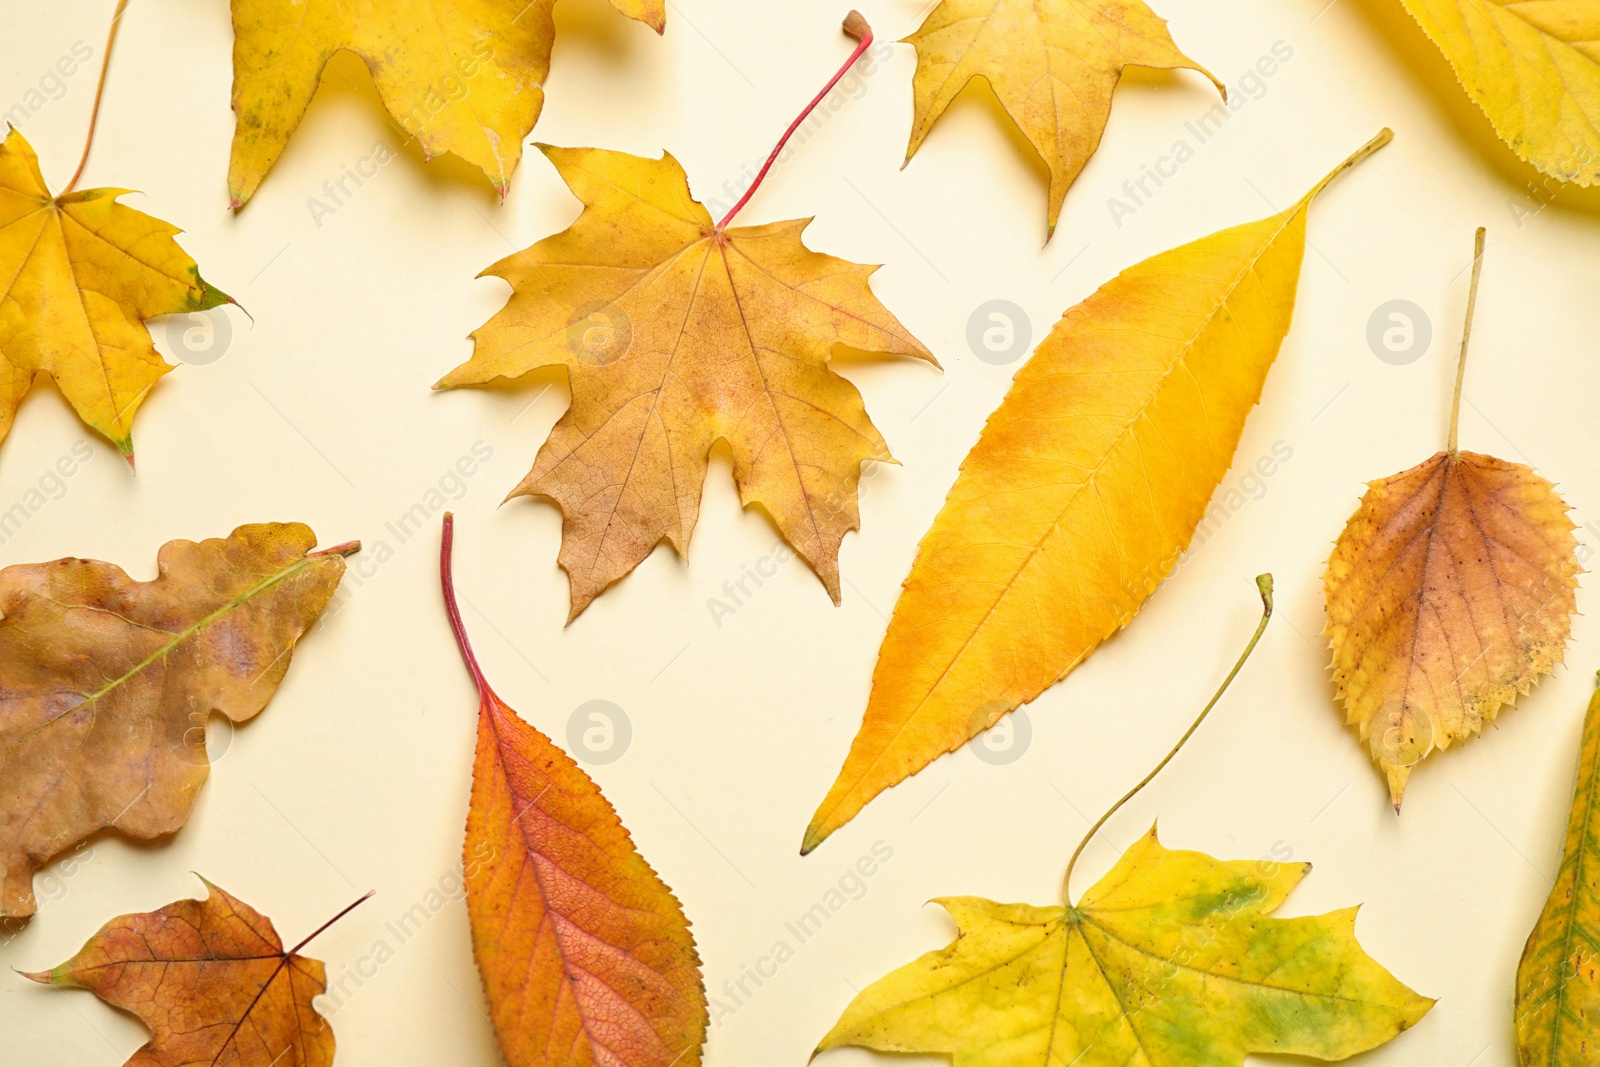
[1062,574,1274,906]
[439,513,493,700]
[287,889,375,957]
[715,10,874,230]
[1446,227,1487,454]
[63,0,131,195]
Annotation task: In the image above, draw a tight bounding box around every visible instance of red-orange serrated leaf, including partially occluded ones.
[24,877,353,1067]
[440,514,706,1067]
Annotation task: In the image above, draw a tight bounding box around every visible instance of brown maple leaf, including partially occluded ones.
[26,878,366,1067]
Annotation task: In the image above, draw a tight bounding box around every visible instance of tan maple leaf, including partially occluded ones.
[438,145,935,620]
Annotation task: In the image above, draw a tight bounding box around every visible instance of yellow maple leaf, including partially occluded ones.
[438,144,934,620]
[226,0,664,208]
[803,130,1390,854]
[1516,682,1600,1065]
[902,0,1223,235]
[0,129,230,459]
[1401,0,1600,185]
[1324,230,1579,809]
[817,827,1432,1067]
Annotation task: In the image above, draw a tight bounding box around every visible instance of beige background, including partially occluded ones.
[4,0,1600,1064]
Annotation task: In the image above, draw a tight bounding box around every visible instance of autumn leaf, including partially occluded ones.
[439,16,933,620]
[0,524,355,918]
[1400,0,1600,186]
[818,587,1433,1067]
[802,129,1390,854]
[0,128,232,459]
[226,0,663,208]
[25,877,367,1067]
[902,0,1223,235]
[439,514,707,1067]
[1516,681,1600,1065]
[1324,229,1578,810]
[819,828,1432,1067]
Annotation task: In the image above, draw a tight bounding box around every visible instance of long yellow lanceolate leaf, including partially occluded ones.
[1516,684,1600,1065]
[1401,0,1600,184]
[226,0,662,208]
[802,130,1391,854]
[0,130,230,458]
[903,0,1222,235]
[818,828,1433,1067]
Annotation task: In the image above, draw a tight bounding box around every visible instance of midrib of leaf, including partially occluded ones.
[1538,696,1600,1064]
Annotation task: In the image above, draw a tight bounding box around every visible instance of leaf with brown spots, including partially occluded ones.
[1323,229,1579,810]
[437,16,934,620]
[24,877,366,1067]
[0,523,355,918]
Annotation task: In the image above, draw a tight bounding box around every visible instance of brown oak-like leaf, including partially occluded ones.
[26,877,348,1067]
[1324,230,1578,808]
[0,524,354,918]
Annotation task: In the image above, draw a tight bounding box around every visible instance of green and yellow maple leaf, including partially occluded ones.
[819,827,1432,1067]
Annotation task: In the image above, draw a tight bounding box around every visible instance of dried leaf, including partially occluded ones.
[1323,230,1578,808]
[818,827,1432,1067]
[902,0,1222,234]
[1516,683,1600,1065]
[0,128,231,458]
[440,515,707,1067]
[25,878,345,1067]
[438,146,933,620]
[1400,0,1600,185]
[0,523,353,918]
[802,130,1390,853]
[226,0,663,208]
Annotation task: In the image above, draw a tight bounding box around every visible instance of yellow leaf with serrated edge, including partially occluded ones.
[438,145,934,621]
[1517,683,1600,1066]
[1401,0,1600,185]
[226,0,663,208]
[0,129,230,459]
[818,827,1432,1067]
[902,0,1223,235]
[802,130,1390,854]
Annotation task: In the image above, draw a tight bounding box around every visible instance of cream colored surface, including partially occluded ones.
[1,1,1597,1064]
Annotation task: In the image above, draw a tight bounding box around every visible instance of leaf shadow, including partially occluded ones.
[1344,0,1600,218]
